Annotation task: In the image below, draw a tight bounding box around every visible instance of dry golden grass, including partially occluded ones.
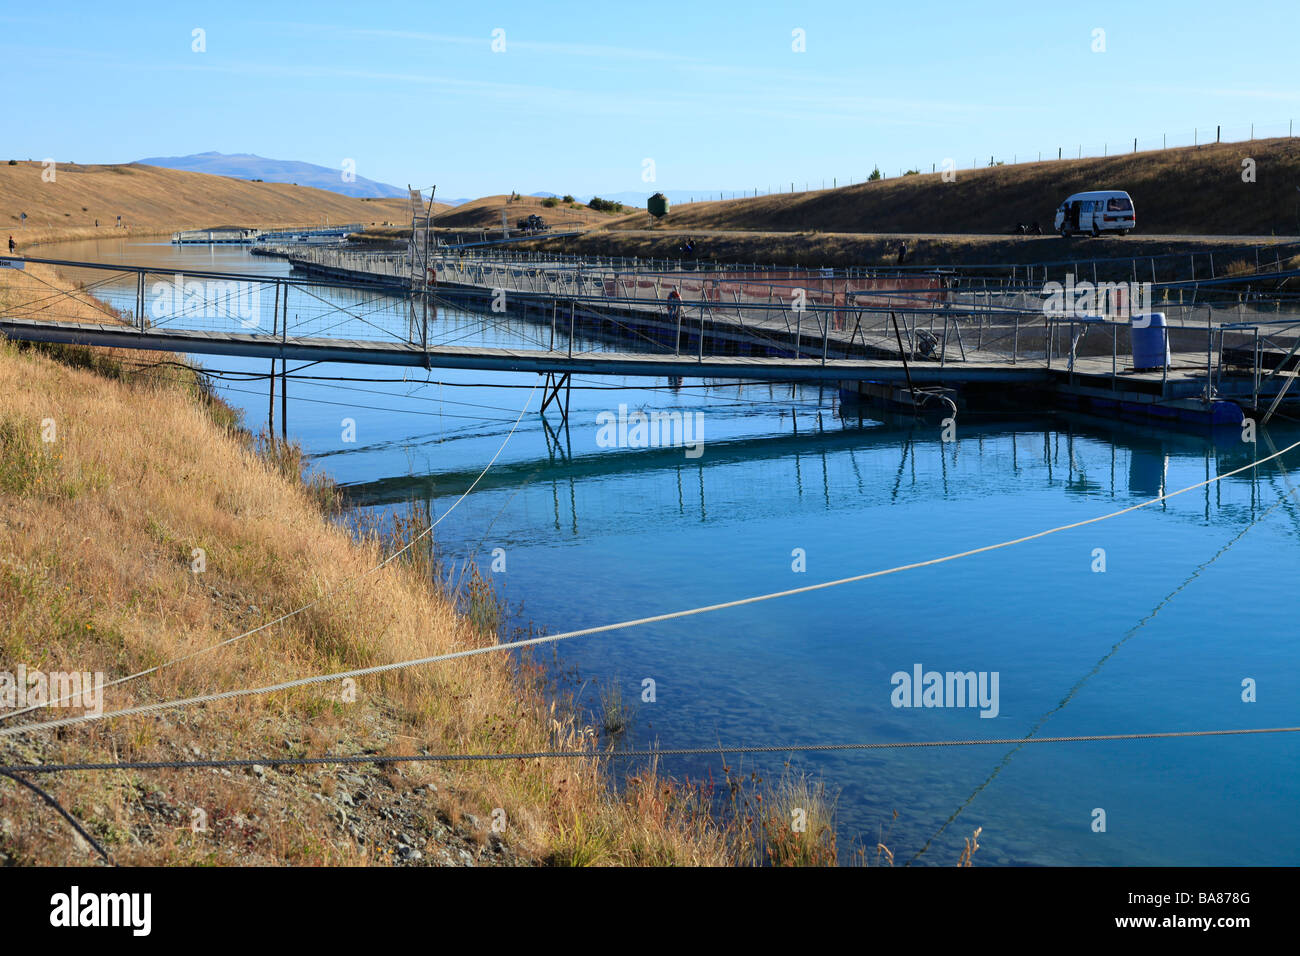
[428,194,628,231]
[357,195,638,245]
[0,161,423,247]
[721,765,839,867]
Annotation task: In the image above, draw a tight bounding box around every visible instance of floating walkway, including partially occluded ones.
[171,224,363,245]
[4,251,1300,429]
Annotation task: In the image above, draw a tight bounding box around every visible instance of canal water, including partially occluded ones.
[41,237,1300,866]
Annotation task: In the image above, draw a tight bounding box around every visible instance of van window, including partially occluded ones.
[1107,197,1133,212]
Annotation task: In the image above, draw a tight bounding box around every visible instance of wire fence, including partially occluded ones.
[263,245,1300,376]
[9,250,1300,401]
[676,119,1300,201]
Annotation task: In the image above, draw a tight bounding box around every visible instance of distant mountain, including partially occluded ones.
[132,152,409,199]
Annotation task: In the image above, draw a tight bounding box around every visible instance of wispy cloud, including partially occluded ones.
[259,20,694,63]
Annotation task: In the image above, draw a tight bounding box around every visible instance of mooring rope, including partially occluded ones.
[6,725,1300,774]
[3,434,1295,740]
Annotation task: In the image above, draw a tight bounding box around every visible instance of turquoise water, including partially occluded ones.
[44,238,1300,866]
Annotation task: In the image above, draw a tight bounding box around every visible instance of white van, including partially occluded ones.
[1054,190,1135,237]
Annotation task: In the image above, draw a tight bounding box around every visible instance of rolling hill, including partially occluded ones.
[428,194,638,231]
[623,137,1300,237]
[0,161,447,247]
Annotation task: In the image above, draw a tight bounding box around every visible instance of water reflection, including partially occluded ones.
[340,408,1299,545]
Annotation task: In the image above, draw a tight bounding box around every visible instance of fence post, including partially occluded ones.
[269,281,279,437]
[1206,319,1212,395]
[698,302,706,361]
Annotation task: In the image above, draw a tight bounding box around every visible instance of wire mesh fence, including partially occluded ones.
[8,248,1300,397]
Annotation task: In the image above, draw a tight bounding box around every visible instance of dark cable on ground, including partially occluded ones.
[0,767,114,864]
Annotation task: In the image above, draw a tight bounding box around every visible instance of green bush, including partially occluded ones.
[541,197,558,208]
[587,197,625,214]
[868,167,882,181]
[562,194,575,204]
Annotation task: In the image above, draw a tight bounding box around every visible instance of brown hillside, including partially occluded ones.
[628,137,1300,237]
[0,161,440,247]
[432,194,635,231]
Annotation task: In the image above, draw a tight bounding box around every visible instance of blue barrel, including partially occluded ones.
[1130,312,1170,370]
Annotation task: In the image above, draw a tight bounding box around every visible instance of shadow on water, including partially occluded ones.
[337,402,1300,520]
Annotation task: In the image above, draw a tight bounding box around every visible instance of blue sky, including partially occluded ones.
[4,1,1298,198]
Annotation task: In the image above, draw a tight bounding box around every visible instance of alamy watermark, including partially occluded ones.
[890,663,1000,718]
[1042,273,1153,324]
[151,274,262,328]
[50,886,151,936]
[0,664,105,715]
[595,403,705,459]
